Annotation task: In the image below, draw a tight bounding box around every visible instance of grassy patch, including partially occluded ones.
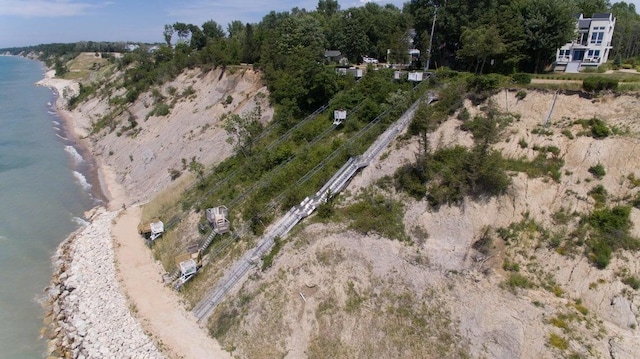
[548,333,569,350]
[504,273,533,290]
[341,188,408,241]
[261,236,284,271]
[622,275,640,290]
[505,153,564,182]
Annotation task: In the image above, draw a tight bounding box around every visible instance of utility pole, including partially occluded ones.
[425,5,438,72]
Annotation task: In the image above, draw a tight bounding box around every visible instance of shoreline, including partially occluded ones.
[38,63,230,358]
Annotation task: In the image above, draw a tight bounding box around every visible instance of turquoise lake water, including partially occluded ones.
[0,56,97,358]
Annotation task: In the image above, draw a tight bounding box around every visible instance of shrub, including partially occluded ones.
[153,103,170,116]
[622,275,640,290]
[506,273,532,289]
[574,117,611,138]
[518,138,528,149]
[589,238,612,269]
[591,119,611,138]
[561,129,574,139]
[168,168,182,181]
[588,184,607,206]
[467,73,507,92]
[435,67,459,78]
[582,76,618,92]
[511,73,531,85]
[515,90,527,100]
[589,206,631,236]
[588,163,606,179]
[549,333,569,350]
[586,206,639,268]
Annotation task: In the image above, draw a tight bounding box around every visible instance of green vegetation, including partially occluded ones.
[505,153,564,183]
[582,76,619,92]
[261,237,283,271]
[548,333,569,350]
[505,273,533,290]
[588,163,606,179]
[341,188,408,241]
[622,275,640,290]
[397,92,511,208]
[586,206,639,268]
[588,184,608,207]
[512,73,532,85]
[574,117,611,138]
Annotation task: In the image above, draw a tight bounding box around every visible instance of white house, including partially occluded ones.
[555,13,615,72]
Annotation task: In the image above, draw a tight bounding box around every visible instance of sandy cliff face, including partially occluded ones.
[73,66,272,205]
[211,90,640,359]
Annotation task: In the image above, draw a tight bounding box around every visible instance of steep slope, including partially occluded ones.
[209,90,640,359]
[69,65,272,205]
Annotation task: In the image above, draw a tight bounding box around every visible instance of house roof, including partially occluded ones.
[325,50,342,57]
[592,13,613,19]
[578,19,591,29]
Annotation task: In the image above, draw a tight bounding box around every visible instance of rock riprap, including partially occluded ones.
[43,207,163,359]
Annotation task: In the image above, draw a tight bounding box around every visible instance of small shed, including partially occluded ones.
[138,218,164,241]
[408,72,424,82]
[324,50,342,63]
[333,110,347,126]
[347,68,363,78]
[394,71,406,80]
[175,251,200,284]
[206,206,230,234]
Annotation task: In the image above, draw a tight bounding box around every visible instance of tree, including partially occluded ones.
[173,22,191,43]
[317,0,339,17]
[163,24,174,45]
[611,2,640,59]
[573,0,611,17]
[188,157,205,185]
[223,109,264,157]
[518,0,576,72]
[202,20,225,40]
[457,25,506,73]
[188,24,206,50]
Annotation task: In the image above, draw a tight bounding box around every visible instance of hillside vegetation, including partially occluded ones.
[20,1,640,358]
[206,85,640,359]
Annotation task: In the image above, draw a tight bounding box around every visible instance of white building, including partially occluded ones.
[555,13,615,72]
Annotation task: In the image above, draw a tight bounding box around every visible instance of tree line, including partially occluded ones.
[4,0,640,113]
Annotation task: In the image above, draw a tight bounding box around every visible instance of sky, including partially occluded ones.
[0,0,407,48]
[0,0,638,49]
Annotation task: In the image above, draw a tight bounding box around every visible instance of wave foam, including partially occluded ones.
[72,217,89,227]
[65,146,84,164]
[73,171,92,191]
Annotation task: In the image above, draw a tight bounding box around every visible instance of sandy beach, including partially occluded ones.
[39,69,231,358]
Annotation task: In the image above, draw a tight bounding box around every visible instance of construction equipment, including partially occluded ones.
[333,109,347,126]
[137,219,164,241]
[174,250,202,290]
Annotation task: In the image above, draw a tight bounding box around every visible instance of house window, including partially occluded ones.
[587,50,594,57]
[594,50,600,57]
[591,32,604,45]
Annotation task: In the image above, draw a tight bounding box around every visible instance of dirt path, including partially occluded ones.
[113,206,231,359]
